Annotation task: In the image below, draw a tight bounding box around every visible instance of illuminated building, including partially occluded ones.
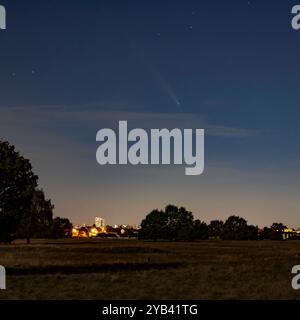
[95,217,105,228]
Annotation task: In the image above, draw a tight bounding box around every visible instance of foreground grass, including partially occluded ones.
[0,239,300,299]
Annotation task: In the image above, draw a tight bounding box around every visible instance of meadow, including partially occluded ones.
[0,238,300,299]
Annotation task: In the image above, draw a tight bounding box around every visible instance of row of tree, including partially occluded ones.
[0,139,291,244]
[0,140,72,243]
[139,205,287,241]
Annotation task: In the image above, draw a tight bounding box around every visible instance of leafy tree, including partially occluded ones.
[259,227,271,240]
[139,209,169,240]
[166,205,194,241]
[270,223,286,233]
[140,205,199,241]
[0,140,38,243]
[208,220,224,239]
[191,219,209,240]
[221,215,258,240]
[50,217,73,238]
[16,189,54,244]
[221,216,247,240]
[244,224,259,240]
[269,222,287,240]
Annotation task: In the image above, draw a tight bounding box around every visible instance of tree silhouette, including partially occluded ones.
[51,217,73,238]
[269,222,287,240]
[221,215,258,240]
[16,189,54,243]
[165,205,194,241]
[192,219,209,240]
[0,140,38,243]
[139,205,208,241]
[139,209,169,240]
[208,220,224,239]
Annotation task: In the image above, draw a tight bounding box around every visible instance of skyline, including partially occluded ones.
[1,0,300,227]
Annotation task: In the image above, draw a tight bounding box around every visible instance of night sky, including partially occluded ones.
[0,0,299,227]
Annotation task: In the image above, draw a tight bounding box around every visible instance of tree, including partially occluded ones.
[259,227,271,240]
[244,224,259,240]
[139,209,169,240]
[192,219,209,240]
[269,222,287,240]
[16,189,54,244]
[221,216,247,240]
[208,220,224,239]
[166,205,194,241]
[139,205,197,241]
[221,215,258,240]
[270,223,286,233]
[0,140,38,243]
[50,217,73,238]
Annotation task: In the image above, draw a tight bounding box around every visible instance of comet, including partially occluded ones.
[130,41,183,111]
[152,68,183,111]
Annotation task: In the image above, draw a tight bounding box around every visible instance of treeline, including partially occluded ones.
[139,205,288,241]
[0,139,291,244]
[0,140,72,243]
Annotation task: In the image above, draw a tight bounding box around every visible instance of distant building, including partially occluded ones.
[95,217,105,228]
[282,228,300,240]
[71,220,139,238]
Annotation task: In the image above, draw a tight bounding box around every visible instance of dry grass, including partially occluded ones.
[1,239,300,299]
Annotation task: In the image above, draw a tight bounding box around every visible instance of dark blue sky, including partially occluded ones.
[0,0,299,226]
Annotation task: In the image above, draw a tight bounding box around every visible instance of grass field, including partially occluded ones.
[1,239,300,300]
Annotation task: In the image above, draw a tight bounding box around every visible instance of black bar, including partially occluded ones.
[0,300,299,319]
